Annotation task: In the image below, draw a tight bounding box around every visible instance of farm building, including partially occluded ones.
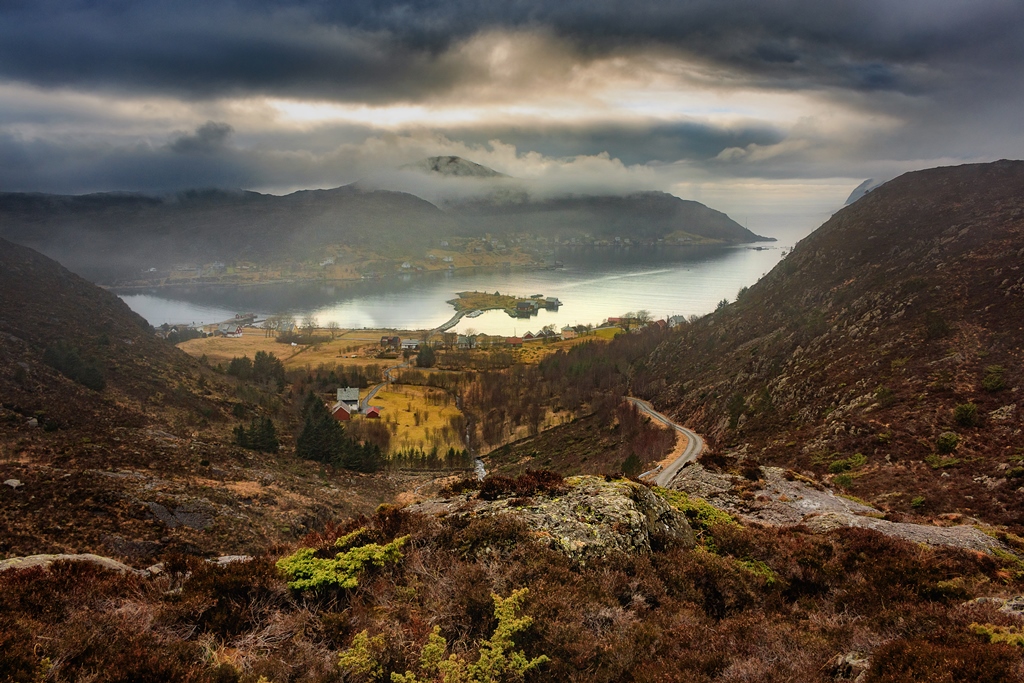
[330,402,352,421]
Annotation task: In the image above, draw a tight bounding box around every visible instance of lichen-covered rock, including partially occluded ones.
[409,475,695,560]
[0,553,146,575]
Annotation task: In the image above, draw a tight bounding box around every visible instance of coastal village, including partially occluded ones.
[172,292,687,461]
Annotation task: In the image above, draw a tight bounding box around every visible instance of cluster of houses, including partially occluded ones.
[513,296,561,318]
[329,387,381,421]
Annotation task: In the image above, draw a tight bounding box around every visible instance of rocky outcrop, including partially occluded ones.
[0,553,147,575]
[409,475,695,560]
[672,464,1006,554]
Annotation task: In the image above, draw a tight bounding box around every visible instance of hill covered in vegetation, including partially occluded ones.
[631,160,1024,529]
[0,238,397,561]
[0,157,767,284]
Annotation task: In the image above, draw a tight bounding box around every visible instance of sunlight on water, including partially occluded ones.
[119,237,806,334]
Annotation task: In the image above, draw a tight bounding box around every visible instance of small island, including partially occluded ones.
[448,291,562,319]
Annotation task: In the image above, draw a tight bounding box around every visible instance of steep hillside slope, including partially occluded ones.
[0,239,394,561]
[639,160,1024,528]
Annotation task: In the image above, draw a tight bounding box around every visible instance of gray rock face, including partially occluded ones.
[671,464,1006,554]
[409,476,695,560]
[3,478,22,489]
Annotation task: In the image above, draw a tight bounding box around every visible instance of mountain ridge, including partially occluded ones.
[634,159,1024,528]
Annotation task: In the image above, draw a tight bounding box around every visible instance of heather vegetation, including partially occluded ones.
[3,498,1024,681]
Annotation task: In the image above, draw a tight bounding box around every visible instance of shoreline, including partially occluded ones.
[103,241,768,294]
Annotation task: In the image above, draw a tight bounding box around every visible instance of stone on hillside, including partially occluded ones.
[4,478,22,489]
[0,553,145,575]
[409,475,695,560]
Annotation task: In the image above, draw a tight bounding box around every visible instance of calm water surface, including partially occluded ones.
[119,228,810,336]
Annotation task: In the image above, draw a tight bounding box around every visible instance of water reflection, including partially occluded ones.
[118,244,790,335]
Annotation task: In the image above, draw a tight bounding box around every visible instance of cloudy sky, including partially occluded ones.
[2,0,1022,234]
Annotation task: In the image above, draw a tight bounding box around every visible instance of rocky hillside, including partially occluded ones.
[638,160,1024,529]
[0,239,396,561]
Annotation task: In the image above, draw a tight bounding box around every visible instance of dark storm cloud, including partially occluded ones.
[169,121,234,154]
[0,0,1021,101]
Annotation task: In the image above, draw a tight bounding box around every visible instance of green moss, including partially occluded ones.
[277,532,409,591]
[971,623,1024,647]
[738,559,777,587]
[655,487,737,551]
[655,488,737,531]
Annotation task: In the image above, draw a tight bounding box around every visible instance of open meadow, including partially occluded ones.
[178,327,409,370]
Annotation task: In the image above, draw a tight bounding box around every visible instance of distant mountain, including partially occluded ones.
[449,190,766,243]
[845,178,883,205]
[637,160,1024,528]
[0,156,769,284]
[393,155,770,243]
[0,186,456,282]
[401,155,510,178]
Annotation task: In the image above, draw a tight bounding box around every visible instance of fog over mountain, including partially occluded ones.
[2,1,1022,235]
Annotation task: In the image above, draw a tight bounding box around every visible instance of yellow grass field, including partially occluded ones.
[368,385,463,454]
[515,331,620,363]
[178,328,408,370]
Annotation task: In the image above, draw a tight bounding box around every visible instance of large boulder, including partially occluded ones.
[410,475,695,560]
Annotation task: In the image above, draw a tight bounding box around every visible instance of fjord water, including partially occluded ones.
[118,239,797,336]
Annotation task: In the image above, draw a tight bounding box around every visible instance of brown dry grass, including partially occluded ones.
[179,328,408,371]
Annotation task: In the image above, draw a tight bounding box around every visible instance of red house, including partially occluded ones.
[330,401,352,421]
[365,406,381,419]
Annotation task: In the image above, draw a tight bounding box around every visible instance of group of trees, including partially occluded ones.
[227,351,286,388]
[389,445,473,470]
[296,391,384,472]
[233,416,279,453]
[42,341,106,392]
[459,324,676,450]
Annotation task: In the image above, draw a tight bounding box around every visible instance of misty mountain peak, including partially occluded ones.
[403,156,509,179]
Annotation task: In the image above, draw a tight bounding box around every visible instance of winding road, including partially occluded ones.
[626,397,704,487]
[361,360,410,409]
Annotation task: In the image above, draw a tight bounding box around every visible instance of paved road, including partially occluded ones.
[626,397,704,487]
[361,361,410,409]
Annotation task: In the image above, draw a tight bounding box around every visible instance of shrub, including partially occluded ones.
[864,637,1021,683]
[953,402,978,427]
[478,470,566,501]
[416,345,436,368]
[926,454,961,469]
[828,453,868,473]
[727,393,747,429]
[911,496,926,508]
[621,453,642,477]
[42,341,105,391]
[936,431,960,454]
[924,310,951,340]
[276,530,408,592]
[874,386,896,407]
[983,365,1006,392]
[833,474,853,489]
[362,588,549,683]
